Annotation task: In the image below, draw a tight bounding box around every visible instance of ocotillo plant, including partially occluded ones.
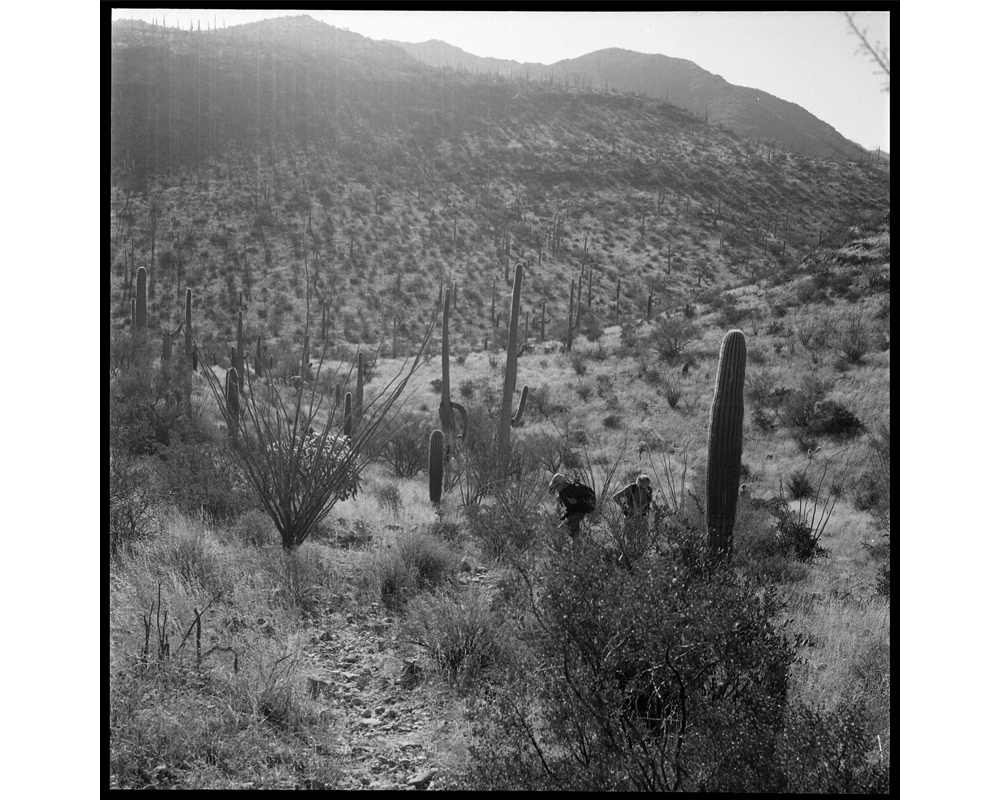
[706,329,747,560]
[439,288,455,433]
[497,262,524,468]
[429,429,445,503]
[134,267,148,336]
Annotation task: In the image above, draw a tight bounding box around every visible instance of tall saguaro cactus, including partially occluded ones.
[497,262,524,467]
[439,288,454,433]
[429,429,445,503]
[235,310,245,386]
[225,366,240,433]
[706,330,747,560]
[354,349,365,427]
[567,279,576,352]
[134,267,148,337]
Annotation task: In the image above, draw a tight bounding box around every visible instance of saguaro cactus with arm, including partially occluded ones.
[706,330,747,560]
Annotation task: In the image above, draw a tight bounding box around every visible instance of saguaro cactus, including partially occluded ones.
[235,310,245,386]
[134,267,148,336]
[354,349,365,427]
[184,289,194,372]
[429,429,445,503]
[512,385,529,428]
[706,330,747,560]
[567,279,576,352]
[343,392,353,438]
[225,366,240,432]
[497,262,524,467]
[439,288,454,433]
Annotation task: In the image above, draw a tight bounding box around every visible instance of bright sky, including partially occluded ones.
[110,9,891,152]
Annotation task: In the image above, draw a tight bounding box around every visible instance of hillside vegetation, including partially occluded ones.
[109,15,892,792]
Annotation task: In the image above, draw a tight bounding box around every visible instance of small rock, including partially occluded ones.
[406,768,439,789]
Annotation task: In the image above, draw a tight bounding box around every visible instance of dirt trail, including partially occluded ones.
[298,603,469,790]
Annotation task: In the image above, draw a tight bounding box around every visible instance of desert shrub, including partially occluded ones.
[774,701,890,792]
[650,316,697,360]
[812,399,865,439]
[602,413,621,429]
[158,438,257,522]
[376,411,430,478]
[619,320,640,350]
[459,378,477,400]
[466,478,548,562]
[771,499,828,562]
[576,380,593,401]
[526,384,560,419]
[838,313,871,364]
[781,375,833,432]
[569,352,587,375]
[785,469,813,500]
[370,482,403,514]
[661,381,682,408]
[372,531,456,610]
[110,452,160,557]
[228,509,275,548]
[404,586,515,686]
[461,530,797,791]
[516,430,569,475]
[876,564,891,599]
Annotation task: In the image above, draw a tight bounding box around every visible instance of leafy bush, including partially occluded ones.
[466,478,548,562]
[158,438,257,523]
[370,482,403,514]
[376,411,430,478]
[461,530,797,791]
[812,399,865,439]
[371,531,456,610]
[838,314,871,364]
[785,469,813,500]
[650,316,697,360]
[404,586,516,686]
[109,452,159,557]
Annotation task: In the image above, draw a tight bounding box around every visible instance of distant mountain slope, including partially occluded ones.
[387,40,869,162]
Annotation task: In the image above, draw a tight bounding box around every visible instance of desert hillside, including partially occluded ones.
[109,14,892,791]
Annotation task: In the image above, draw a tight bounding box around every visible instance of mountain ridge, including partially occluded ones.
[386,38,870,162]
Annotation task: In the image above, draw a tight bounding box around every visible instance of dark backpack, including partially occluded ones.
[569,480,597,514]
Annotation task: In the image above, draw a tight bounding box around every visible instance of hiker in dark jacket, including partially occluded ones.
[548,472,596,537]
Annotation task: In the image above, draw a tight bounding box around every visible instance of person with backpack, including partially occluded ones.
[548,472,597,537]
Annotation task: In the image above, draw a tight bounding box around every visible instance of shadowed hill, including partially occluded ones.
[110,14,890,369]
